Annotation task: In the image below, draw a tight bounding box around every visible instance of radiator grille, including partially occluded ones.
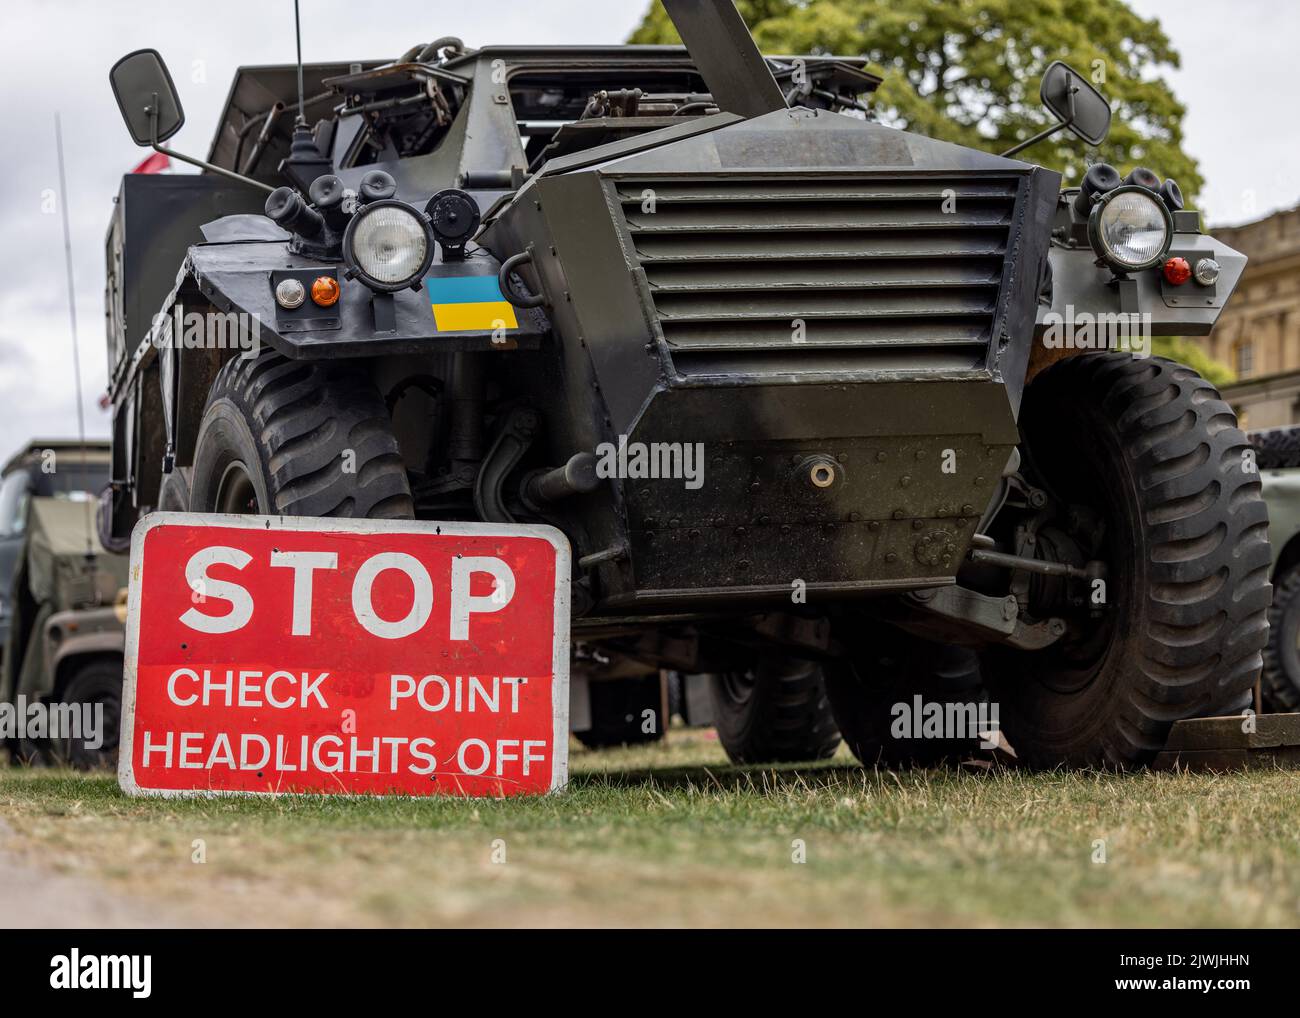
[615,176,1021,374]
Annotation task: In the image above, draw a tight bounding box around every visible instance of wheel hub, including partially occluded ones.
[216,461,261,514]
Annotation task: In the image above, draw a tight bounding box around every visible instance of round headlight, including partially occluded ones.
[1087,185,1173,272]
[343,200,434,291]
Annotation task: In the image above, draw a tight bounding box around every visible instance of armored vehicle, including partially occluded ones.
[1,443,127,768]
[100,2,1265,769]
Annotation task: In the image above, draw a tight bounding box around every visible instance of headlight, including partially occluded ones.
[343,200,434,292]
[1087,185,1173,272]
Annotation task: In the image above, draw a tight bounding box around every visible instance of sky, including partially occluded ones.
[0,0,1296,449]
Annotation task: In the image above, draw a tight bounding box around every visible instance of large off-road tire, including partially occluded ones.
[984,354,1271,769]
[709,659,841,764]
[1262,562,1300,712]
[157,466,191,511]
[189,352,413,518]
[575,674,666,749]
[1248,426,1300,470]
[56,658,123,771]
[823,623,984,767]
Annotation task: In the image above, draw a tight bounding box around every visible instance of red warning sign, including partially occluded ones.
[119,514,570,798]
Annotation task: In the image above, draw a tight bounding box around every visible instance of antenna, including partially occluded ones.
[294,0,305,125]
[53,112,95,562]
[280,0,332,192]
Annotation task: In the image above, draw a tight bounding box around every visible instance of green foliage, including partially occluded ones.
[629,0,1203,200]
[1151,336,1235,388]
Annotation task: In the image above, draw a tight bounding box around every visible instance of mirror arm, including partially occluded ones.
[151,142,277,195]
[147,93,276,195]
[999,120,1068,159]
[999,80,1080,158]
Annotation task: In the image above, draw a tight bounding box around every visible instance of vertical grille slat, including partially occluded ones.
[615,176,1020,367]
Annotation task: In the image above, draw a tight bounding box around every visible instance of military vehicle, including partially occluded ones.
[1,442,128,768]
[0,441,111,653]
[1249,427,1300,712]
[99,1,1265,769]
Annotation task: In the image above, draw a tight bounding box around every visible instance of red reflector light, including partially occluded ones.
[1163,256,1191,285]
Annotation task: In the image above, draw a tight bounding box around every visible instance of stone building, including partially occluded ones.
[1203,206,1300,427]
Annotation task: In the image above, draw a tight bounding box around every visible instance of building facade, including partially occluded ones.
[1202,206,1300,428]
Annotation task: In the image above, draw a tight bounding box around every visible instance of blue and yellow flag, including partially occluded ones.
[425,275,519,333]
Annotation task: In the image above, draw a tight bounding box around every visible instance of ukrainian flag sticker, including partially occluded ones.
[425,275,519,333]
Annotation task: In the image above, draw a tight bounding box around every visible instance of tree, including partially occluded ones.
[628,0,1203,201]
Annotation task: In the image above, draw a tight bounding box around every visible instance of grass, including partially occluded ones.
[3,728,1300,927]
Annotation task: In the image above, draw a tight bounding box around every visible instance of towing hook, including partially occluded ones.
[499,249,547,309]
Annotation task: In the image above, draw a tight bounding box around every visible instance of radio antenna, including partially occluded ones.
[280,0,331,192]
[54,112,95,561]
[294,0,305,125]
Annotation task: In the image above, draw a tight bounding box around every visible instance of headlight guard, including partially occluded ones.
[1086,184,1174,273]
[342,199,436,292]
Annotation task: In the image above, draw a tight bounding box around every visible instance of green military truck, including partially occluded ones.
[0,441,113,650]
[0,442,127,768]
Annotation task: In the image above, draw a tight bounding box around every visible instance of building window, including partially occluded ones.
[1236,341,1255,378]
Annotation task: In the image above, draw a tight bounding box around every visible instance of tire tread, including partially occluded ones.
[203,351,413,519]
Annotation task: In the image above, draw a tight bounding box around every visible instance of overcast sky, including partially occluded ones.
[1,0,1296,450]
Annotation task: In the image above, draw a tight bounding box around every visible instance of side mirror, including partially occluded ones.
[1040,60,1110,146]
[109,48,185,147]
[105,46,272,194]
